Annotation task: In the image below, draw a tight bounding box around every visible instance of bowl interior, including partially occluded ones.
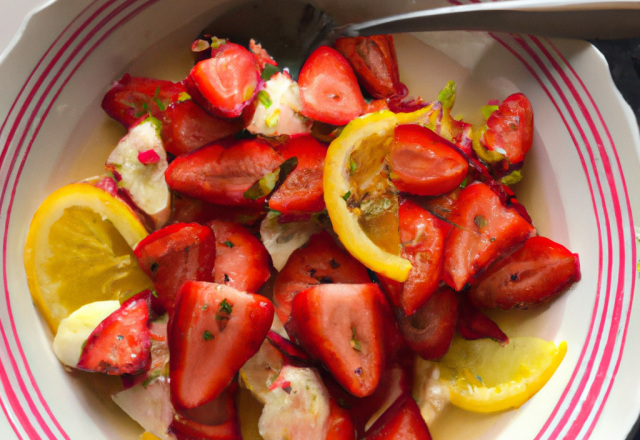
[2,0,635,439]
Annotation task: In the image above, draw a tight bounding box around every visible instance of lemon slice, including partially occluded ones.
[437,336,566,413]
[324,106,442,282]
[24,183,153,334]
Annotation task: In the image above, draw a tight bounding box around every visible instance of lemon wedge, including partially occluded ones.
[324,106,442,282]
[24,183,153,334]
[437,336,566,413]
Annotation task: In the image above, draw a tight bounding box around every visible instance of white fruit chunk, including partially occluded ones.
[53,300,120,368]
[107,119,170,229]
[260,211,323,271]
[258,364,331,440]
[413,358,450,425]
[247,72,312,137]
[112,377,176,440]
[240,339,284,404]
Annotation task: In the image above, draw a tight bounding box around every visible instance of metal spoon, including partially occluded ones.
[202,0,640,77]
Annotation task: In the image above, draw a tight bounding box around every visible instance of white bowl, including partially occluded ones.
[1,0,639,439]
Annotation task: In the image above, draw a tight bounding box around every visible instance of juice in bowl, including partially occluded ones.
[2,0,640,439]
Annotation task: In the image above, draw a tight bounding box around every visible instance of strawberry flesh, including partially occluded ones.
[457,296,509,346]
[299,46,365,126]
[285,283,387,397]
[77,291,152,375]
[169,281,274,408]
[134,223,216,314]
[362,393,432,440]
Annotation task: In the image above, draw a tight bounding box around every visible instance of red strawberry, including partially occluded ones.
[469,236,580,310]
[482,93,534,164]
[389,124,468,196]
[134,223,216,314]
[77,291,152,375]
[160,100,242,156]
[299,46,365,126]
[188,42,260,118]
[171,382,242,440]
[443,182,536,291]
[209,220,271,293]
[378,199,451,316]
[326,398,356,440]
[101,74,186,127]
[363,393,432,440]
[268,135,327,214]
[334,35,406,100]
[285,283,387,397]
[169,281,274,408]
[457,296,509,346]
[165,139,283,207]
[394,286,458,360]
[170,193,265,226]
[273,231,370,324]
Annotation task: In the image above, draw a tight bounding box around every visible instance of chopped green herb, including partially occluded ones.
[437,80,456,109]
[219,299,233,315]
[481,104,499,120]
[349,158,357,174]
[210,37,226,49]
[261,63,280,81]
[500,170,523,186]
[459,176,469,189]
[258,90,273,108]
[177,91,191,102]
[224,240,235,248]
[350,328,362,352]
[342,191,351,202]
[203,330,214,341]
[490,237,496,242]
[216,299,233,331]
[474,215,488,229]
[509,123,518,130]
[151,289,158,298]
[202,303,209,311]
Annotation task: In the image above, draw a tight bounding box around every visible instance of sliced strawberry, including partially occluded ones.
[362,393,432,440]
[160,100,242,156]
[443,182,536,291]
[169,281,274,408]
[457,296,509,346]
[469,236,580,310]
[134,223,216,314]
[77,291,152,375]
[165,139,283,207]
[394,286,458,360]
[273,231,371,324]
[326,398,356,440]
[268,135,327,214]
[189,43,260,118]
[208,220,271,293]
[419,187,461,222]
[334,35,406,100]
[171,383,242,440]
[298,46,365,126]
[266,331,314,364]
[378,199,451,316]
[285,283,387,397]
[389,124,468,196]
[170,192,264,226]
[101,74,186,127]
[481,93,533,164]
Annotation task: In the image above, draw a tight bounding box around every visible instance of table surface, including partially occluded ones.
[1,1,639,439]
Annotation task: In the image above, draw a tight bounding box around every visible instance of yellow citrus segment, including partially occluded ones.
[24,183,153,334]
[438,336,567,413]
[324,106,443,282]
[140,433,162,440]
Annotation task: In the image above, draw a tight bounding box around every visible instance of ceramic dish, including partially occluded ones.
[0,0,639,439]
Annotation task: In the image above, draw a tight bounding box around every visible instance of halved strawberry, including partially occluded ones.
[101,74,186,127]
[389,124,468,197]
[481,93,534,164]
[334,35,406,100]
[169,281,274,408]
[285,283,387,397]
[298,46,365,126]
[208,220,271,293]
[165,139,283,207]
[378,199,451,316]
[77,291,152,375]
[394,286,458,360]
[268,135,327,214]
[189,42,260,118]
[443,182,536,291]
[469,236,580,310]
[362,393,432,440]
[326,398,356,440]
[171,382,242,440]
[160,100,242,156]
[273,231,371,324]
[457,296,509,346]
[134,223,216,314]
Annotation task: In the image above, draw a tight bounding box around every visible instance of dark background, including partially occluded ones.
[588,38,640,440]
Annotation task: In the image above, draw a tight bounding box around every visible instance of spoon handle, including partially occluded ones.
[342,0,640,40]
